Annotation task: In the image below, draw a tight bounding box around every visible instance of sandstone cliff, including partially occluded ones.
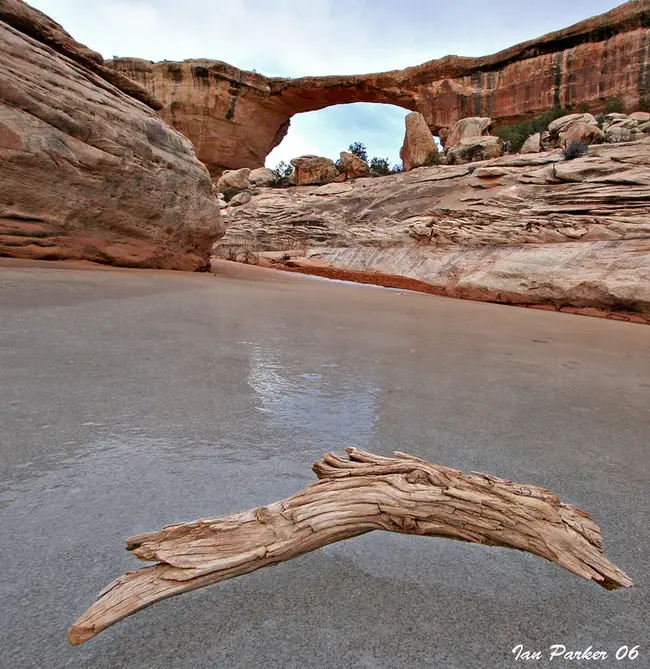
[0,0,224,270]
[111,1,650,176]
[216,140,650,322]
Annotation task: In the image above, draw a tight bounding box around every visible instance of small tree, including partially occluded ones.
[605,97,626,114]
[272,160,294,184]
[369,157,391,176]
[348,142,368,163]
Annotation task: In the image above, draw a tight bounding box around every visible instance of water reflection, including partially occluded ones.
[247,344,379,446]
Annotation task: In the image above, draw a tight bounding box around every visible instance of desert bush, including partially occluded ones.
[423,150,441,166]
[369,157,391,176]
[562,140,589,160]
[596,113,606,129]
[272,160,294,185]
[494,106,569,152]
[605,97,626,114]
[639,96,650,112]
[348,142,368,163]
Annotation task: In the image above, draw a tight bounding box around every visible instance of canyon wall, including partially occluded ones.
[0,0,224,270]
[216,139,650,322]
[111,1,650,176]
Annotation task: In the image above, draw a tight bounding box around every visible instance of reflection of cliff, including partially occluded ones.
[247,339,380,445]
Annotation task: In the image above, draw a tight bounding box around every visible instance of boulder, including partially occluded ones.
[339,151,370,178]
[290,155,338,185]
[520,132,542,154]
[447,136,504,164]
[445,117,492,148]
[558,122,606,147]
[217,167,251,192]
[548,113,598,135]
[228,192,252,206]
[399,112,437,171]
[605,125,642,143]
[248,167,278,187]
[628,111,650,122]
[0,1,223,270]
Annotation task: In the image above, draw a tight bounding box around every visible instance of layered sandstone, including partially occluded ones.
[111,1,650,176]
[215,139,650,321]
[0,0,223,270]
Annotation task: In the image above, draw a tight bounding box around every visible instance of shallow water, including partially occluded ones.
[0,260,648,668]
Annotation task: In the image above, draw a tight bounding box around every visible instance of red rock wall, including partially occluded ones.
[110,1,650,177]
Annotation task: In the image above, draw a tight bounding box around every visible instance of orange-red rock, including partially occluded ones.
[111,1,650,176]
[0,0,223,270]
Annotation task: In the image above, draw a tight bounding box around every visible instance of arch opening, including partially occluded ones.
[265,102,411,171]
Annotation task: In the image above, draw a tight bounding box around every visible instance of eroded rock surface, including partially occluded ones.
[400,112,437,171]
[0,0,223,270]
[111,1,650,175]
[216,139,650,320]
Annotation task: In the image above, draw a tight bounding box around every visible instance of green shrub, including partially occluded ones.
[494,106,569,152]
[272,160,294,185]
[604,97,626,114]
[369,157,391,176]
[639,96,650,112]
[348,142,368,163]
[596,113,606,129]
[423,150,441,166]
[562,140,589,160]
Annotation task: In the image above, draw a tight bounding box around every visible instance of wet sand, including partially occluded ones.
[0,258,648,668]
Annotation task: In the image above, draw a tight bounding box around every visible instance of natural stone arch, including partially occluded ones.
[110,1,650,177]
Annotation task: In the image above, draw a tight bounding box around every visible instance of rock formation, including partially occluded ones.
[110,1,650,176]
[446,136,504,164]
[400,112,438,171]
[290,155,338,186]
[249,167,278,187]
[217,167,251,193]
[0,0,223,270]
[216,138,650,322]
[445,117,492,150]
[339,151,370,178]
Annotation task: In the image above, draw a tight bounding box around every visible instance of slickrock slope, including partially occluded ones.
[0,0,223,270]
[111,1,650,175]
[216,140,650,322]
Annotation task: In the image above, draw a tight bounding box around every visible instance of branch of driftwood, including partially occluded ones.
[68,448,632,645]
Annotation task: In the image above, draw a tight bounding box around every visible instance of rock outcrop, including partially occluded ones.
[110,1,650,176]
[339,151,370,179]
[249,167,278,187]
[290,155,338,185]
[217,167,251,192]
[445,117,492,149]
[400,112,437,171]
[216,138,650,322]
[447,136,504,164]
[0,0,223,270]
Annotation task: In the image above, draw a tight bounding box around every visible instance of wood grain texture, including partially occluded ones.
[68,448,632,645]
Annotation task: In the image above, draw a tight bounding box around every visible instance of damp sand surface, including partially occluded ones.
[0,258,648,668]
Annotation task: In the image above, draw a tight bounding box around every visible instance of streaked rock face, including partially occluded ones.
[216,139,650,320]
[0,0,224,270]
[111,1,650,175]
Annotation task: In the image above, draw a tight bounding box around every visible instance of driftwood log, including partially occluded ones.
[68,448,632,645]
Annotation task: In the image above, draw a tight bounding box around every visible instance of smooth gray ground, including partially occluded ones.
[0,259,648,669]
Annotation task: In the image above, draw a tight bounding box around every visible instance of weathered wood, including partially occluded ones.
[68,448,632,645]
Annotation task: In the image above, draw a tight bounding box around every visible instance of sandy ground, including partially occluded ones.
[0,258,648,668]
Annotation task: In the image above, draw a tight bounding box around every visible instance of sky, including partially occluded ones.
[31,0,624,167]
